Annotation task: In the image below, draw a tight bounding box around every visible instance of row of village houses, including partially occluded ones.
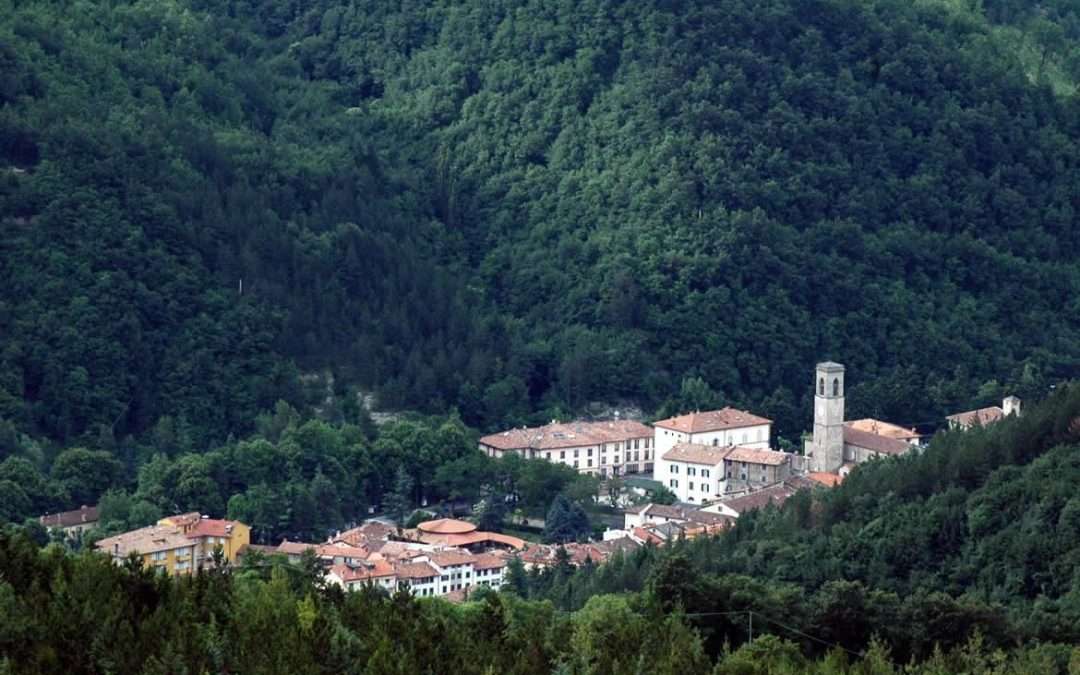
[37,363,1023,599]
[479,362,1023,503]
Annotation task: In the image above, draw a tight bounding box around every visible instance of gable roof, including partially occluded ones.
[843,426,911,456]
[394,561,439,580]
[720,482,802,514]
[97,525,193,557]
[662,442,728,466]
[39,505,99,529]
[724,446,791,466]
[946,406,1004,428]
[479,420,653,452]
[653,407,771,434]
[846,418,921,442]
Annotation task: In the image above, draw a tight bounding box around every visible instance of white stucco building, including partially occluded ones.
[479,419,655,476]
[655,442,794,504]
[653,407,772,456]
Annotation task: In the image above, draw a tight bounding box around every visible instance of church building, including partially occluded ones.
[805,362,913,476]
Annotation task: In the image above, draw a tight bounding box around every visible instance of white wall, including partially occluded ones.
[656,457,723,503]
[654,424,771,456]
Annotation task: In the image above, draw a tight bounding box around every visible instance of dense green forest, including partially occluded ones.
[510,381,1080,663]
[2,385,1080,673]
[3,0,1080,458]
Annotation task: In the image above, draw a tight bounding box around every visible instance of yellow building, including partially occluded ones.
[96,512,250,575]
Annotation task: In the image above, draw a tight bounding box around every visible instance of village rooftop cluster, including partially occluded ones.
[37,362,1021,598]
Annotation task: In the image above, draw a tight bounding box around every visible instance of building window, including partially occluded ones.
[671,465,678,474]
[689,481,694,491]
[819,377,825,395]
[833,377,840,396]
[588,447,593,456]
[587,459,593,467]
[634,439,640,449]
[560,451,565,460]
[702,469,709,478]
[573,460,579,468]
[702,483,709,492]
[546,452,551,460]
[670,479,678,488]
[574,449,579,458]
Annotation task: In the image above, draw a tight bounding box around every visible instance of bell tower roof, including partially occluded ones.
[816,361,845,372]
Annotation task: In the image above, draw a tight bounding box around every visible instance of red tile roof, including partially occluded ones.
[330,559,396,583]
[39,504,99,529]
[662,442,729,466]
[724,446,791,466]
[185,519,237,539]
[394,561,439,580]
[472,553,507,571]
[479,420,652,452]
[947,406,1004,428]
[430,549,476,567]
[843,426,911,456]
[654,407,771,434]
[334,521,395,547]
[806,472,842,487]
[417,518,476,535]
[846,419,920,442]
[277,540,318,555]
[720,482,802,514]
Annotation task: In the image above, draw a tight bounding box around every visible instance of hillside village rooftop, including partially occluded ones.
[653,407,772,433]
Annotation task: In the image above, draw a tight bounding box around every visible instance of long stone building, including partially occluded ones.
[479,419,655,476]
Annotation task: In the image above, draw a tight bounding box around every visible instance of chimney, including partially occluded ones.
[1003,396,1021,417]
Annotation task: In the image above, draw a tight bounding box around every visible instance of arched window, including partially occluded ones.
[818,378,825,395]
[833,378,840,396]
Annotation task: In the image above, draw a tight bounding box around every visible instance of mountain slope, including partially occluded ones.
[3,0,1080,446]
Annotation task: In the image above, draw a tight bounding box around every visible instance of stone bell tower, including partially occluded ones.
[809,362,845,473]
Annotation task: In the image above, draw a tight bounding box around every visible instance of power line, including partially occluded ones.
[682,609,891,664]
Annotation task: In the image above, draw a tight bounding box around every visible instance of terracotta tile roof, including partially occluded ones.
[441,531,527,551]
[394,561,439,580]
[430,549,476,567]
[654,407,771,434]
[947,406,1004,428]
[417,518,476,535]
[317,543,369,559]
[472,553,507,571]
[334,521,395,547]
[277,540,318,555]
[185,519,239,539]
[635,503,735,527]
[594,537,642,556]
[97,525,194,557]
[806,472,842,487]
[846,418,921,442]
[331,559,396,583]
[479,420,652,452]
[843,426,911,456]
[39,504,99,529]
[720,482,801,514]
[724,446,791,466]
[662,442,729,466]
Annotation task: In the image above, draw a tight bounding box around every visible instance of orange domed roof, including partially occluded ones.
[416,518,476,535]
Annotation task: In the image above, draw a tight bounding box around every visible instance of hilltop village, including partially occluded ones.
[39,362,1021,601]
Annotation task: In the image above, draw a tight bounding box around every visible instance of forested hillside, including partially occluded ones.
[3,0,1080,453]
